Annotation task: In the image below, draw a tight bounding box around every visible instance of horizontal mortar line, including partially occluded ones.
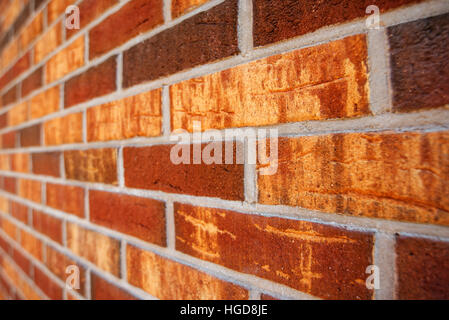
[0,210,318,300]
[1,178,449,244]
[0,229,85,300]
[1,105,449,148]
[0,245,50,300]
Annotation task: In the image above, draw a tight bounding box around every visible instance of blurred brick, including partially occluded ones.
[8,102,28,126]
[91,274,136,300]
[30,86,60,120]
[1,218,17,240]
[3,177,17,194]
[11,201,29,224]
[64,149,117,184]
[32,210,63,244]
[19,11,43,49]
[11,153,29,173]
[47,0,77,24]
[19,124,41,147]
[46,183,84,218]
[21,67,43,97]
[2,85,18,106]
[18,179,41,203]
[32,152,61,177]
[20,229,43,261]
[12,248,31,275]
[0,52,30,90]
[34,268,63,300]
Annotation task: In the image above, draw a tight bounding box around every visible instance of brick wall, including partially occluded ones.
[0,0,448,300]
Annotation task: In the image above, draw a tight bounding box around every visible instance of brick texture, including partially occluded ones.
[46,183,85,218]
[91,274,136,300]
[32,210,63,244]
[32,152,61,177]
[44,113,83,145]
[171,0,210,18]
[64,149,117,184]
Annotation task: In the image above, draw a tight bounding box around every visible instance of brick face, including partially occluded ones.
[91,274,136,300]
[44,113,83,146]
[388,13,449,112]
[34,268,63,300]
[127,245,249,299]
[32,210,63,244]
[21,67,43,97]
[32,152,61,177]
[30,86,60,120]
[172,0,210,18]
[18,179,41,203]
[258,130,449,226]
[46,183,85,218]
[19,124,41,147]
[34,22,61,64]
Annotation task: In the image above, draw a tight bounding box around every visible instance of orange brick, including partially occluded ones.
[127,245,249,299]
[258,130,449,226]
[34,268,63,300]
[45,35,85,83]
[47,0,77,24]
[20,229,43,261]
[19,12,43,50]
[18,179,41,203]
[0,195,9,212]
[0,154,10,171]
[172,0,210,18]
[11,153,29,173]
[91,274,136,300]
[32,210,63,244]
[67,223,120,275]
[1,218,17,240]
[30,86,60,120]
[87,89,162,142]
[1,258,41,300]
[8,102,28,126]
[0,39,20,71]
[171,35,369,132]
[44,112,83,145]
[46,183,84,218]
[10,202,28,224]
[34,22,62,64]
[1,0,22,32]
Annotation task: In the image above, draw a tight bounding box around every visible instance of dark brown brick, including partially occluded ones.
[91,274,136,300]
[90,190,166,245]
[388,13,449,112]
[64,56,117,108]
[396,235,449,299]
[0,114,7,129]
[21,67,43,97]
[123,0,238,88]
[32,152,61,177]
[19,124,41,147]
[124,143,244,200]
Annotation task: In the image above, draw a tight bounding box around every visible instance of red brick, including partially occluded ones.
[258,130,449,226]
[396,235,449,299]
[30,86,60,120]
[18,179,41,203]
[2,131,16,149]
[124,143,244,200]
[64,56,117,108]
[32,210,63,244]
[253,0,424,47]
[10,201,28,224]
[19,124,41,147]
[12,248,31,276]
[0,154,9,170]
[64,149,117,184]
[34,268,63,300]
[91,274,136,300]
[90,190,166,245]
[175,203,374,300]
[0,114,7,129]
[172,0,210,18]
[46,183,84,218]
[3,177,17,194]
[123,0,238,87]
[1,258,42,300]
[89,0,163,59]
[0,52,30,90]
[2,85,18,106]
[388,13,449,112]
[32,152,61,177]
[20,229,43,261]
[127,245,249,299]
[0,217,17,241]
[19,11,43,49]
[21,67,43,97]
[47,0,77,24]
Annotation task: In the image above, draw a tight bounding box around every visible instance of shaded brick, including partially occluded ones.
[8,102,28,126]
[2,131,16,149]
[87,89,162,142]
[11,153,29,173]
[388,13,449,112]
[21,67,43,97]
[19,124,41,147]
[2,85,18,106]
[30,86,60,120]
[64,56,117,108]
[11,202,29,224]
[34,268,63,300]
[258,130,449,226]
[46,183,84,218]
[90,190,166,245]
[32,152,61,177]
[253,0,424,47]
[123,0,238,87]
[20,229,43,261]
[91,274,136,300]
[171,35,369,131]
[172,0,210,18]
[19,11,43,49]
[32,210,62,244]
[46,35,85,83]
[34,22,62,64]
[0,52,30,90]
[67,223,120,276]
[175,203,374,300]
[44,112,83,145]
[18,179,41,203]
[89,0,163,59]
[127,245,249,299]
[124,143,244,200]
[12,248,31,275]
[64,149,117,184]
[396,236,449,299]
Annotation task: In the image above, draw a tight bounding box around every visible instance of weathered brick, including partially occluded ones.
[30,86,60,120]
[47,0,77,24]
[89,0,163,59]
[18,179,41,203]
[8,102,28,126]
[20,229,43,261]
[11,202,29,224]
[91,274,136,300]
[19,11,43,49]
[253,0,424,47]
[124,143,244,200]
[258,130,449,226]
[175,203,374,299]
[90,190,166,245]
[21,67,43,97]
[64,56,117,108]
[171,35,369,131]
[64,149,117,184]
[172,0,210,18]
[127,245,249,299]
[388,13,449,112]
[67,223,120,276]
[32,152,61,177]
[0,52,30,90]
[46,183,84,218]
[32,210,62,243]
[11,153,29,173]
[66,0,118,39]
[44,112,83,145]
[19,124,41,147]
[2,131,16,149]
[396,236,449,299]
[34,268,63,300]
[123,0,238,87]
[46,35,85,83]
[34,22,62,64]
[87,89,162,142]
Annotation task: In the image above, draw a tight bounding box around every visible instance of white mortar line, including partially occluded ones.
[238,0,253,56]
[374,232,396,300]
[162,85,171,137]
[165,201,175,249]
[163,0,172,23]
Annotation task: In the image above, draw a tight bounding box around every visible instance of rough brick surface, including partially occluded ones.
[64,149,117,184]
[90,190,166,245]
[127,245,249,299]
[258,130,449,226]
[396,235,449,299]
[91,274,136,300]
[46,183,85,218]
[21,67,43,97]
[34,23,61,64]
[44,113,83,145]
[388,13,449,111]
[123,0,239,87]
